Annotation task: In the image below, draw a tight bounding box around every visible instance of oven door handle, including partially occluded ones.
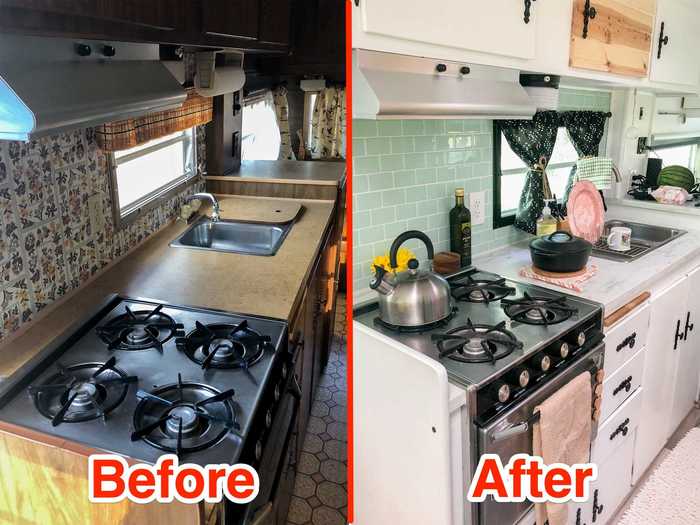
[489,412,540,444]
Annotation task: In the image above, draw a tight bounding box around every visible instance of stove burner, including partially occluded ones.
[97,304,184,351]
[30,357,137,426]
[501,292,577,326]
[131,374,240,456]
[373,309,457,334]
[431,319,523,364]
[177,321,270,370]
[450,271,515,304]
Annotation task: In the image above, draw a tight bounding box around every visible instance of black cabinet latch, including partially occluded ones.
[616,332,636,352]
[674,318,685,350]
[684,311,694,339]
[592,489,604,522]
[582,0,597,39]
[609,417,630,441]
[613,376,633,396]
[657,21,669,59]
[524,0,536,24]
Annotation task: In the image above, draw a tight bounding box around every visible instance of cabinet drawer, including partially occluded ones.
[589,434,635,525]
[604,303,649,376]
[592,388,642,465]
[600,347,645,423]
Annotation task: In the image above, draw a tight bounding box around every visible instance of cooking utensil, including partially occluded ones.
[529,231,592,273]
[369,230,453,328]
[567,181,605,243]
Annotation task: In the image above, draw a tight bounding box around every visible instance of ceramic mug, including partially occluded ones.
[607,226,632,251]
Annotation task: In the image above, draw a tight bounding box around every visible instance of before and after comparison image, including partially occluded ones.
[3,1,700,525]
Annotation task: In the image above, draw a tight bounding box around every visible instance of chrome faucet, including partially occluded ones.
[186,193,220,222]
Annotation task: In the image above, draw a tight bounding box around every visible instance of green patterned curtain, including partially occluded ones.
[499,111,559,234]
[559,111,608,205]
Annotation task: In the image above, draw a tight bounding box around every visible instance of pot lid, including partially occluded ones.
[530,231,592,254]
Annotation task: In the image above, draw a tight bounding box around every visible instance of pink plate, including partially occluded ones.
[567,181,604,243]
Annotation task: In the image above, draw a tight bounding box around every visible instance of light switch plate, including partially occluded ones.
[88,194,105,234]
[470,191,485,225]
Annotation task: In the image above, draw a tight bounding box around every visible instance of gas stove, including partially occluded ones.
[0,296,291,468]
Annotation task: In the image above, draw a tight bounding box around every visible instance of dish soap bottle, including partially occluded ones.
[449,188,471,267]
[536,200,557,236]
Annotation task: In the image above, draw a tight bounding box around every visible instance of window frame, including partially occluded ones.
[492,123,580,229]
[108,127,198,229]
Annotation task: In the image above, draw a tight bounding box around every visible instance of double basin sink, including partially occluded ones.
[592,220,687,262]
[170,216,294,256]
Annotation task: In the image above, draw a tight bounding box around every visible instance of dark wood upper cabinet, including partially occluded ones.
[258,0,291,45]
[201,0,259,41]
[0,0,189,31]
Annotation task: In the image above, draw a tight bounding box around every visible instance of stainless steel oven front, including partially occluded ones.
[474,343,604,525]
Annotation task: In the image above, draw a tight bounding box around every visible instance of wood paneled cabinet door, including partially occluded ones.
[258,0,291,45]
[648,0,700,86]
[357,0,537,60]
[668,266,700,435]
[633,275,687,483]
[201,0,259,40]
[569,0,656,77]
[0,0,189,31]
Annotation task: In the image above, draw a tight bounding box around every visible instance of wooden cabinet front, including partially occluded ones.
[258,0,291,45]
[201,0,259,40]
[569,0,656,77]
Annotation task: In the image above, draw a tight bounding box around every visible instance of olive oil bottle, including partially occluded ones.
[450,188,471,267]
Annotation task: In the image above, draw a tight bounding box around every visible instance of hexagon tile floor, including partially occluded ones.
[286,295,348,525]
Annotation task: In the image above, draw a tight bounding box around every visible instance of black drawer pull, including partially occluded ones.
[609,417,630,441]
[612,376,633,396]
[592,488,604,521]
[616,332,636,352]
[523,0,536,23]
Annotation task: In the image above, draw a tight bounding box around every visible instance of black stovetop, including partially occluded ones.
[0,295,287,467]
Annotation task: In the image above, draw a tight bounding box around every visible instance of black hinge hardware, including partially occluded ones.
[354,0,359,6]
[674,318,685,350]
[592,489,604,522]
[582,0,597,39]
[609,417,630,441]
[657,21,669,59]
[613,376,633,396]
[524,0,536,24]
[616,332,637,352]
[684,311,694,339]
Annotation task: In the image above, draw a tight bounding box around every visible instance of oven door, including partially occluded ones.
[476,343,604,525]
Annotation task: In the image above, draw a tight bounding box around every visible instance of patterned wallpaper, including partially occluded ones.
[0,126,206,341]
[352,88,612,300]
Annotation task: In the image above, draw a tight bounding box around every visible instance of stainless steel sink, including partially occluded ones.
[592,220,687,262]
[170,217,294,256]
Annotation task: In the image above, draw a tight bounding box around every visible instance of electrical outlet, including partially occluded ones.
[88,194,104,234]
[470,191,485,225]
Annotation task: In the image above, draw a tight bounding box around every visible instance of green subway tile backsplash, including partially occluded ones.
[352,88,611,298]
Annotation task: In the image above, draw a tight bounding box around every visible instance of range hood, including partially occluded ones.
[0,35,187,142]
[353,49,536,120]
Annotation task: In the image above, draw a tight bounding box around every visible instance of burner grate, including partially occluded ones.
[450,271,515,304]
[30,357,137,426]
[177,321,271,371]
[97,304,184,351]
[431,319,523,364]
[501,292,577,326]
[131,373,241,456]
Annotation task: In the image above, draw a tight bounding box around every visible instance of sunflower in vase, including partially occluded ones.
[371,247,417,274]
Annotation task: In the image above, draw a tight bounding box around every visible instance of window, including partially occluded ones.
[494,126,584,228]
[112,127,196,221]
[650,143,697,171]
[241,91,281,160]
[304,92,319,151]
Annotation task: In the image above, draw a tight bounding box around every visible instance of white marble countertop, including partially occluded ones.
[475,221,700,315]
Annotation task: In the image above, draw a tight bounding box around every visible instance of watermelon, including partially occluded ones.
[657,165,695,191]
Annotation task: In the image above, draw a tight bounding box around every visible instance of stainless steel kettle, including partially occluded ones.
[369,230,453,328]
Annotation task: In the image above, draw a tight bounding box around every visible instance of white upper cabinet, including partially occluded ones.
[649,0,700,85]
[357,0,537,60]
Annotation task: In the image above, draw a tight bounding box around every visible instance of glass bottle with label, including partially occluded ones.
[450,188,471,267]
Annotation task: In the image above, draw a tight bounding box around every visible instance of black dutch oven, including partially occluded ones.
[529,231,592,273]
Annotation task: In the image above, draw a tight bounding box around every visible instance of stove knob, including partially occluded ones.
[577,331,586,346]
[274,385,281,401]
[547,341,570,359]
[255,440,263,461]
[490,381,511,404]
[529,353,551,372]
[265,409,273,428]
[506,366,530,388]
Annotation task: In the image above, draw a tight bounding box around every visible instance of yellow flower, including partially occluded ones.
[370,247,417,274]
